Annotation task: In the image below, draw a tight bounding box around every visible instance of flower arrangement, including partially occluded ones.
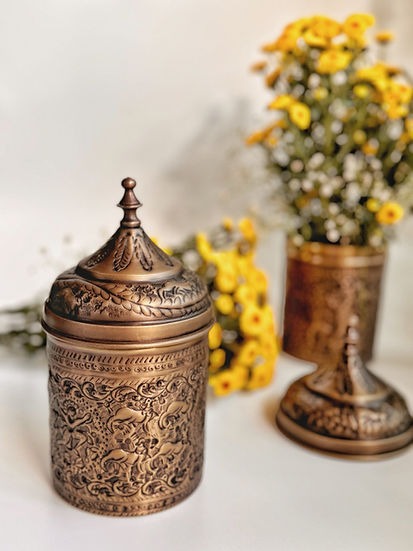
[248,14,413,246]
[173,218,278,396]
[1,219,278,396]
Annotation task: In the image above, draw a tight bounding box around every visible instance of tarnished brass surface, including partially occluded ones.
[277,321,413,458]
[283,240,386,364]
[43,178,214,516]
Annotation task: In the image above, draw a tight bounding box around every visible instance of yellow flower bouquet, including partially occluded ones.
[248,14,413,246]
[172,218,278,396]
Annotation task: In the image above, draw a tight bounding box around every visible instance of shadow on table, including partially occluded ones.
[262,393,281,429]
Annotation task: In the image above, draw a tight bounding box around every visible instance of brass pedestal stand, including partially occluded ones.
[277,323,413,458]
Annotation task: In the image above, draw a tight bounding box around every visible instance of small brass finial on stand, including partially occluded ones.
[276,317,413,458]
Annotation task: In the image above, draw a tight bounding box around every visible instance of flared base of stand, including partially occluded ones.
[276,408,413,459]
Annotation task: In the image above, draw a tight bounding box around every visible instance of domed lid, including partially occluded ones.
[42,178,213,344]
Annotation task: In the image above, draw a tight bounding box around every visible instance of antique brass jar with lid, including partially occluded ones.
[42,178,214,516]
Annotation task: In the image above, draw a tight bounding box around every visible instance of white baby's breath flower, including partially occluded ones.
[331,176,344,189]
[329,99,347,118]
[320,183,333,197]
[292,234,304,246]
[293,84,305,97]
[291,159,304,173]
[387,120,403,140]
[307,152,324,169]
[370,234,383,247]
[328,203,340,215]
[361,172,373,186]
[310,199,322,215]
[311,124,325,142]
[302,179,313,191]
[336,134,348,146]
[327,229,340,242]
[273,150,289,166]
[332,71,347,86]
[289,179,301,191]
[341,220,357,235]
[308,73,321,88]
[369,158,382,170]
[331,120,343,134]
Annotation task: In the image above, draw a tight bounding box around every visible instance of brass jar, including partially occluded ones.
[282,240,386,365]
[42,178,214,516]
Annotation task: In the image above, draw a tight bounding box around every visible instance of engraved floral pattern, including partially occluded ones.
[48,340,208,516]
[83,227,173,272]
[281,379,411,440]
[283,259,384,363]
[48,267,210,322]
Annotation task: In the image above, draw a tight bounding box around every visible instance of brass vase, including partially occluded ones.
[42,178,214,516]
[282,240,386,365]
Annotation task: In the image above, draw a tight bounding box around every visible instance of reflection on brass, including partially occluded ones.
[42,178,214,516]
[277,318,413,458]
[283,240,386,364]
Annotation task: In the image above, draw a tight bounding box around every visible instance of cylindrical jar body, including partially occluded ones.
[47,333,209,516]
[282,240,386,365]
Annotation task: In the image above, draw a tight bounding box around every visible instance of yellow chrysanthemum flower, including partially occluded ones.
[312,87,328,101]
[376,202,404,225]
[245,131,263,146]
[355,64,389,92]
[215,294,234,315]
[234,284,257,306]
[366,198,380,213]
[353,129,367,145]
[208,323,223,350]
[259,333,279,358]
[230,363,249,388]
[245,361,274,391]
[269,94,295,110]
[237,339,260,366]
[238,218,257,243]
[221,217,234,231]
[311,16,341,39]
[375,30,394,44]
[383,82,412,106]
[288,102,311,130]
[353,84,371,99]
[247,268,268,295]
[196,233,213,261]
[317,49,352,74]
[343,13,375,40]
[265,68,281,88]
[386,104,408,120]
[215,269,238,294]
[209,348,226,371]
[362,141,378,156]
[250,60,267,72]
[405,119,413,140]
[239,305,268,337]
[236,253,254,276]
[209,369,242,396]
[303,29,328,48]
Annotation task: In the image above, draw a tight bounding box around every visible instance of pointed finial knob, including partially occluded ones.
[343,315,360,358]
[118,177,142,228]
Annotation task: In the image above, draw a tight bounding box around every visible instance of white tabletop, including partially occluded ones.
[1,352,412,551]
